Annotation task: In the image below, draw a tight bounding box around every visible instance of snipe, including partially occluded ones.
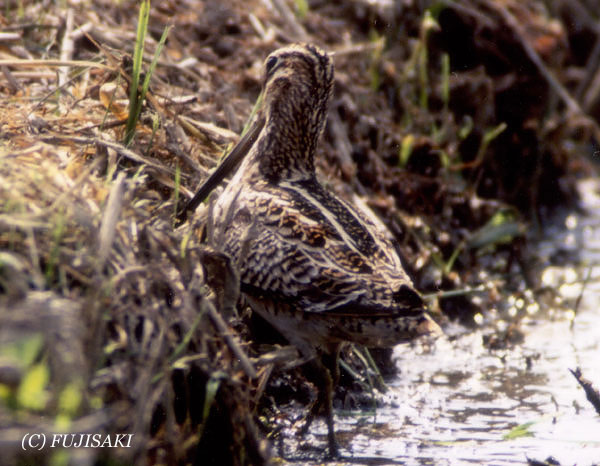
[180,43,442,457]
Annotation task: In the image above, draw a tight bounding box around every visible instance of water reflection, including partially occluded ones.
[351,315,599,465]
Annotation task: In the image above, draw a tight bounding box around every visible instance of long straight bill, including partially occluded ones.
[176,116,265,224]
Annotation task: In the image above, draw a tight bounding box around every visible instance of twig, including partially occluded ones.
[445,0,495,29]
[0,59,111,69]
[58,9,75,88]
[572,264,594,328]
[0,23,60,32]
[1,65,21,92]
[360,347,388,393]
[253,345,300,367]
[487,3,581,115]
[583,68,600,113]
[7,70,55,79]
[179,115,239,143]
[39,134,176,177]
[253,364,274,404]
[47,156,103,215]
[248,13,272,41]
[0,32,22,41]
[97,172,126,271]
[205,299,258,380]
[268,0,307,41]
[422,284,487,300]
[338,358,369,392]
[570,367,600,415]
[69,22,93,42]
[332,41,392,58]
[576,34,600,102]
[29,65,94,116]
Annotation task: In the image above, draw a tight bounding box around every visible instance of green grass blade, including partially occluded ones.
[140,24,172,103]
[124,0,150,145]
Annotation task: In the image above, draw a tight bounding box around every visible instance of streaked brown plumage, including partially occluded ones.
[190,43,442,457]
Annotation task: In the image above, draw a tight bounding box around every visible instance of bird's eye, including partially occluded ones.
[265,56,278,75]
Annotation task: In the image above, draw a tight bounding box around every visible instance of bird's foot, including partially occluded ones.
[297,398,320,437]
[296,399,341,458]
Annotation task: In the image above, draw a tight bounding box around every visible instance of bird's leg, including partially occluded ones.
[299,346,341,458]
[298,357,327,434]
[321,349,340,458]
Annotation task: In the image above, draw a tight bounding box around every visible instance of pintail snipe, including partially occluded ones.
[180,43,442,457]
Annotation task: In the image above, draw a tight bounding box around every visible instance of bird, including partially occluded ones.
[183,43,442,457]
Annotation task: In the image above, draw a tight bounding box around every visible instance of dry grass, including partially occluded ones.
[0,106,272,464]
[0,2,273,463]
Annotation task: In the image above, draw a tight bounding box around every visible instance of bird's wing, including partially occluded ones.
[221,177,424,315]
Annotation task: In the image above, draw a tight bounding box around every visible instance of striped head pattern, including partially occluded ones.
[254,43,334,181]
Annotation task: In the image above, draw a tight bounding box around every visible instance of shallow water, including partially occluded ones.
[278,179,600,465]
